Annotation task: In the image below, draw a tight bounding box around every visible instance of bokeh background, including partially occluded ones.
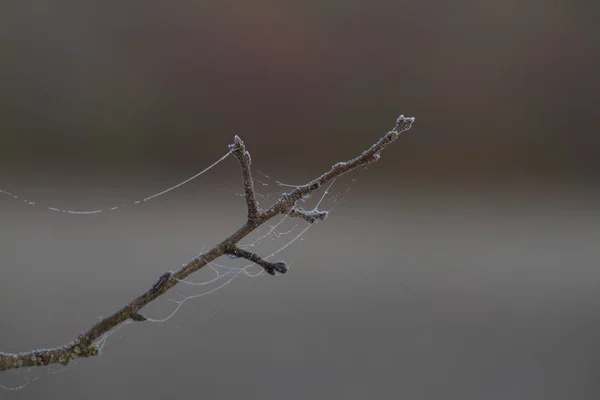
[1,1,599,399]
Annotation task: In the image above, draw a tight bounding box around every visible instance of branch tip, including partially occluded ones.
[232,134,243,147]
[394,115,415,133]
[267,261,288,275]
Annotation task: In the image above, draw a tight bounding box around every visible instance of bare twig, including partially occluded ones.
[289,207,328,223]
[229,135,261,223]
[226,246,288,275]
[0,115,415,372]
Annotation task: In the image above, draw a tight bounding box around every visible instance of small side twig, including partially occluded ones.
[229,135,261,223]
[226,246,288,275]
[0,115,414,372]
[289,207,328,223]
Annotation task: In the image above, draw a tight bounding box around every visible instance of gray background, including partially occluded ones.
[1,0,599,398]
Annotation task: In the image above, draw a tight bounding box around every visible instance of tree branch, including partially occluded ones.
[229,135,261,223]
[0,115,415,372]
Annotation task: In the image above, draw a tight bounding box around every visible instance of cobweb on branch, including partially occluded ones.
[85,168,356,362]
[0,347,82,391]
[127,169,355,325]
[0,153,357,391]
[0,150,232,214]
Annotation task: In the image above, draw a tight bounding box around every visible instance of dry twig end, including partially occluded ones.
[394,115,415,133]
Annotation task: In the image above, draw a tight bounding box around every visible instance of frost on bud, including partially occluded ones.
[265,262,288,275]
[229,135,244,152]
[394,115,415,133]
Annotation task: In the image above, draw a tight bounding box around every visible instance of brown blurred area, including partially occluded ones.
[1,0,598,182]
[1,1,599,399]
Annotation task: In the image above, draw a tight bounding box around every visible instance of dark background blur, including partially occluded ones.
[1,1,599,399]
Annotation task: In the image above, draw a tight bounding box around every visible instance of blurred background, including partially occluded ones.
[1,0,599,398]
